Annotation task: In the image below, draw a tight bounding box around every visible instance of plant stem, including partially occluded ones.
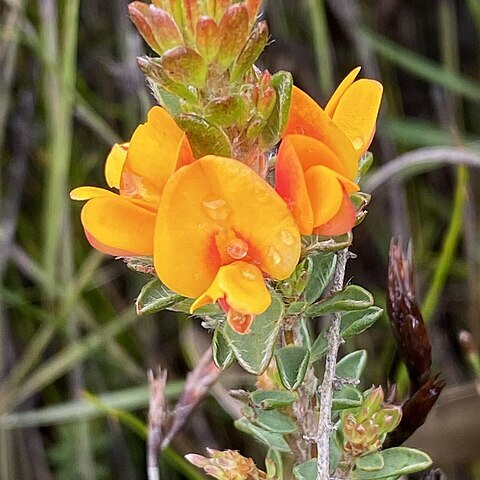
[316,249,348,480]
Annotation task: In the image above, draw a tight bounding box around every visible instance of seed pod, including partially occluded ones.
[383,375,445,448]
[387,239,432,391]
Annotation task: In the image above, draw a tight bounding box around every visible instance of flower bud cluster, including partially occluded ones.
[341,386,402,458]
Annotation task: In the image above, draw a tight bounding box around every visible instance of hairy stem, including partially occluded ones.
[316,249,349,479]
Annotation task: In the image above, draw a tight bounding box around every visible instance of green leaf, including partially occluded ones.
[356,151,374,181]
[212,329,235,369]
[136,278,184,315]
[352,447,432,479]
[175,113,232,158]
[335,350,367,381]
[286,301,307,315]
[223,296,284,375]
[261,71,293,147]
[332,386,363,410]
[293,459,317,480]
[242,407,297,434]
[340,307,383,338]
[266,448,284,480]
[204,95,245,126]
[356,453,385,472]
[305,285,374,316]
[161,46,207,88]
[304,253,337,304]
[310,309,382,363]
[250,390,297,410]
[275,346,310,390]
[234,418,291,452]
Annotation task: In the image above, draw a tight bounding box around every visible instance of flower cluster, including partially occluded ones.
[71,0,382,336]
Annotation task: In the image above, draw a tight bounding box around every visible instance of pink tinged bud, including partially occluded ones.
[257,86,276,119]
[358,386,384,421]
[148,6,183,52]
[196,16,221,63]
[165,0,185,29]
[128,2,162,54]
[182,0,201,41]
[185,454,209,468]
[161,46,207,88]
[217,4,249,70]
[245,0,262,25]
[214,0,231,21]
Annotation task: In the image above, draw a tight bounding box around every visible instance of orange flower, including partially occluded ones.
[276,67,382,236]
[70,106,193,256]
[154,155,301,333]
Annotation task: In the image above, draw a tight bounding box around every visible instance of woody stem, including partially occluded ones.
[316,249,349,480]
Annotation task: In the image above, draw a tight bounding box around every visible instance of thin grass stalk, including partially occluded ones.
[305,0,334,96]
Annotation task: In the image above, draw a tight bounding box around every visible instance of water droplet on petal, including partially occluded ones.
[227,238,248,260]
[267,246,282,266]
[202,197,232,224]
[198,222,206,229]
[242,268,257,280]
[352,136,364,151]
[280,229,295,246]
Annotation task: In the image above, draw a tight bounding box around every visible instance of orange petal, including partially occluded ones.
[314,188,356,236]
[154,156,301,298]
[70,186,117,201]
[81,196,155,256]
[324,67,361,118]
[121,106,185,204]
[105,142,129,189]
[304,166,344,227]
[332,79,383,156]
[276,137,314,235]
[190,261,271,315]
[284,86,358,179]
[175,133,195,169]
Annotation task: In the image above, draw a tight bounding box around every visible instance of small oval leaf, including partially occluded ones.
[335,350,367,381]
[234,418,291,452]
[293,459,317,480]
[352,447,432,479]
[275,346,310,391]
[304,253,337,304]
[340,307,383,338]
[356,452,384,472]
[242,407,297,434]
[212,329,235,369]
[223,296,284,375]
[305,285,374,316]
[136,278,184,315]
[251,390,297,410]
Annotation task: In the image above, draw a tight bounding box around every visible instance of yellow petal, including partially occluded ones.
[314,187,356,237]
[70,186,117,201]
[190,261,271,315]
[121,106,186,204]
[81,196,155,256]
[332,79,383,156]
[284,86,358,179]
[105,142,129,189]
[154,156,301,298]
[324,67,361,118]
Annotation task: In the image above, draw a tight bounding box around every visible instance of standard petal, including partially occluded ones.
[190,261,271,315]
[332,79,383,156]
[81,196,155,256]
[105,142,129,189]
[314,188,356,236]
[120,106,187,203]
[284,86,358,179]
[154,156,301,298]
[276,136,314,235]
[324,67,361,118]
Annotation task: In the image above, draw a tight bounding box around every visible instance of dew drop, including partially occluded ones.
[267,246,282,266]
[202,197,231,223]
[352,136,364,151]
[227,238,248,260]
[280,229,295,246]
[242,268,257,280]
[198,222,206,230]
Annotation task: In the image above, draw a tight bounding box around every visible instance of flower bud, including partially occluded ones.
[196,16,221,63]
[129,2,162,53]
[161,46,207,88]
[149,5,183,52]
[356,386,384,422]
[217,4,249,70]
